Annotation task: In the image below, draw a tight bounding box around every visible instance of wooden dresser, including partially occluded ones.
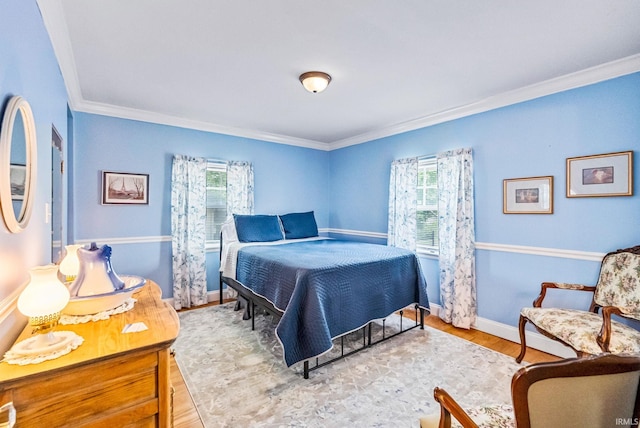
[0,280,180,428]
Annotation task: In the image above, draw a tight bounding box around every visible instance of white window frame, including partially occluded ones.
[205,162,227,251]
[417,157,439,256]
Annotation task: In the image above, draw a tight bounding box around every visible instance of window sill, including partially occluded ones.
[417,247,439,259]
[206,242,220,252]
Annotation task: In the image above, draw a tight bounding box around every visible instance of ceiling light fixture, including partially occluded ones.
[299,71,332,93]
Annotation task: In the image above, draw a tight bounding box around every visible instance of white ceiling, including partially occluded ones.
[37,1,640,151]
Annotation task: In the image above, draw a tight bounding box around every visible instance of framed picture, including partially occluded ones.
[566,151,633,197]
[503,176,553,214]
[10,164,26,200]
[101,171,149,205]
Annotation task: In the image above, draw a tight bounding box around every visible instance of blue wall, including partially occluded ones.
[328,73,640,326]
[70,113,330,298]
[0,0,69,350]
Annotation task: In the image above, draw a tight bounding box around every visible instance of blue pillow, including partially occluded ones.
[233,214,284,242]
[279,211,318,239]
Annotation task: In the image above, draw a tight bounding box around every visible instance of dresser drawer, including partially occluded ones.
[6,350,159,427]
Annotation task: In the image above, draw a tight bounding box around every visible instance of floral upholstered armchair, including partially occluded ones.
[516,245,640,363]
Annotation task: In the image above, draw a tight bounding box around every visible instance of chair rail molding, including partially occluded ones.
[328,229,606,262]
[76,232,608,262]
[474,242,605,262]
[75,235,172,246]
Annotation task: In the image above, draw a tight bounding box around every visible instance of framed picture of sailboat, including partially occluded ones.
[101,171,149,205]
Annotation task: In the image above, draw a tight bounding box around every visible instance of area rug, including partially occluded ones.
[173,303,523,427]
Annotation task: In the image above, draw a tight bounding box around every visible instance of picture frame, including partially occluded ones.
[101,171,149,205]
[503,176,553,214]
[566,151,633,197]
[10,164,26,200]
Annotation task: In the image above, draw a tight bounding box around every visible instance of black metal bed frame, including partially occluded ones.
[218,234,425,379]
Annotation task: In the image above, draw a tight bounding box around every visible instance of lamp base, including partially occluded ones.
[3,331,83,365]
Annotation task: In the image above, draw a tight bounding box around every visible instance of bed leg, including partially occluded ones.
[304,361,309,379]
[251,300,256,331]
[419,307,425,329]
[219,272,224,305]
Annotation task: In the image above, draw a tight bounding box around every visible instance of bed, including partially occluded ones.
[219,211,430,378]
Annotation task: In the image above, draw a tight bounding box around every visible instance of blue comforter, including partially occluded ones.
[235,239,429,366]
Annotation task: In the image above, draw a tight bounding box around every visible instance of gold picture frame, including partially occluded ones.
[566,151,633,197]
[503,176,553,214]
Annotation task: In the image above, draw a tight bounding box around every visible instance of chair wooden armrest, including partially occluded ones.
[596,306,620,351]
[433,387,479,428]
[595,305,640,352]
[532,281,596,307]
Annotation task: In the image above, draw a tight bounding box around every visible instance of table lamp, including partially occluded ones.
[58,244,83,282]
[9,265,81,360]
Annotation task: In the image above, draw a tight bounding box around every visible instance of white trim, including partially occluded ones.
[474,242,605,262]
[66,53,640,151]
[0,280,28,325]
[73,99,330,151]
[37,0,85,107]
[428,303,575,359]
[328,54,640,150]
[73,232,606,263]
[164,288,230,308]
[473,313,577,359]
[75,236,172,245]
[325,228,387,239]
[36,0,640,151]
[326,229,606,261]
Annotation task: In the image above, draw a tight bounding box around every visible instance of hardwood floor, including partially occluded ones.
[170,305,560,428]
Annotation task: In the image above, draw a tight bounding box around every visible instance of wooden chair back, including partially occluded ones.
[512,353,640,428]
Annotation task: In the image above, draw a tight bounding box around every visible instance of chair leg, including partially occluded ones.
[516,315,528,363]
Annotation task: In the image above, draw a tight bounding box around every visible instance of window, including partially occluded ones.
[206,163,227,243]
[417,158,438,253]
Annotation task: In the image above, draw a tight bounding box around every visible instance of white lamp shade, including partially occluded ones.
[17,265,70,317]
[299,71,331,93]
[59,244,83,279]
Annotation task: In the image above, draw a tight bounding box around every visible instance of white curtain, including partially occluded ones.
[437,148,476,329]
[387,157,418,251]
[171,154,208,310]
[223,161,254,303]
[226,161,254,216]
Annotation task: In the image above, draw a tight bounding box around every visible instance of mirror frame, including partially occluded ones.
[0,96,37,233]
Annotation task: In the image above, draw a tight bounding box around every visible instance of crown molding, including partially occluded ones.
[37,0,84,105]
[72,99,331,151]
[38,0,640,152]
[328,54,640,150]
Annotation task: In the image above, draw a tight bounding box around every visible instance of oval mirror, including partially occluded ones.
[0,96,37,233]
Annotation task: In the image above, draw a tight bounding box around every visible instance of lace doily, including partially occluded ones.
[59,298,137,325]
[3,331,84,365]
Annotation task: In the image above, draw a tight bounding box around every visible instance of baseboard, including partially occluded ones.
[164,288,230,308]
[427,303,575,359]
